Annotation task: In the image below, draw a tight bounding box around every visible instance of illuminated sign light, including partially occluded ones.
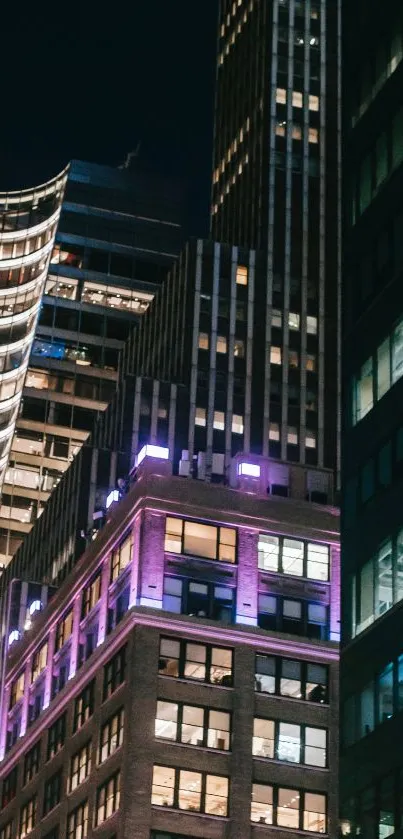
[238,462,260,478]
[136,444,169,467]
[106,489,120,509]
[8,629,19,647]
[29,599,42,616]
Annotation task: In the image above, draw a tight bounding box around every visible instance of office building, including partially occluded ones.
[0,171,67,509]
[0,161,186,565]
[0,448,339,839]
[211,0,340,477]
[340,1,403,836]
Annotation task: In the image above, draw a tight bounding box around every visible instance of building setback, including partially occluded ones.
[0,160,186,565]
[340,0,403,835]
[0,450,339,839]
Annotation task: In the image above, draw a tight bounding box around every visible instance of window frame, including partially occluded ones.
[99,708,124,764]
[72,682,95,733]
[164,516,237,564]
[69,741,92,792]
[151,765,229,817]
[158,637,233,686]
[95,770,121,826]
[251,783,327,832]
[47,713,66,761]
[102,646,126,701]
[258,532,330,581]
[255,653,329,703]
[252,717,327,767]
[155,700,231,751]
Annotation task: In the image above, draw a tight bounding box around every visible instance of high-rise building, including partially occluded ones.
[340,1,403,836]
[0,161,186,565]
[0,451,340,839]
[0,171,67,507]
[211,0,340,476]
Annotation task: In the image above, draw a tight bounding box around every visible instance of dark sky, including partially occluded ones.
[1,3,218,235]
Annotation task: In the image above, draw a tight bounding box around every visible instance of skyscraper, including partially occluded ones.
[340,1,403,835]
[212,0,340,474]
[0,161,186,565]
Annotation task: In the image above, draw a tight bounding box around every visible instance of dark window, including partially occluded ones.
[20,796,37,836]
[0,822,12,839]
[43,771,62,816]
[1,766,17,809]
[255,654,329,703]
[81,573,101,619]
[95,771,121,826]
[23,741,41,786]
[99,708,124,763]
[163,576,234,623]
[158,637,233,686]
[73,681,95,732]
[257,594,329,639]
[69,742,92,792]
[103,646,126,701]
[47,713,66,760]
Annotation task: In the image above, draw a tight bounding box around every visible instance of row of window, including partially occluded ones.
[152,765,327,832]
[195,409,318,448]
[270,346,317,370]
[350,24,402,127]
[350,530,403,638]
[276,87,319,111]
[351,105,403,224]
[275,121,319,144]
[352,317,403,424]
[198,332,245,356]
[158,637,329,703]
[8,770,119,839]
[343,654,403,748]
[165,516,330,580]
[341,768,403,839]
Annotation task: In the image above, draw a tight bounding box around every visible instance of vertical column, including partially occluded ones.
[330,545,341,642]
[229,646,255,839]
[139,510,166,608]
[236,528,259,626]
[129,513,142,608]
[43,628,56,709]
[0,685,11,759]
[69,595,82,680]
[97,557,111,647]
[20,656,32,737]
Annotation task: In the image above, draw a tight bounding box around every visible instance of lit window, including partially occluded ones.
[232,414,244,434]
[152,766,229,816]
[67,801,88,839]
[272,309,282,328]
[270,346,282,365]
[81,574,101,619]
[309,94,320,111]
[353,357,373,422]
[69,742,91,792]
[269,422,280,441]
[95,771,120,826]
[198,332,209,350]
[236,265,248,285]
[287,427,299,445]
[55,609,73,652]
[110,531,132,582]
[289,312,300,330]
[289,350,299,368]
[306,354,317,372]
[31,641,48,683]
[292,90,303,108]
[234,339,245,357]
[292,124,302,140]
[304,792,327,832]
[307,315,318,334]
[164,518,236,563]
[216,335,227,354]
[10,671,25,708]
[309,127,319,143]
[251,784,273,824]
[258,534,280,572]
[195,407,207,427]
[155,702,231,750]
[306,431,317,449]
[307,543,329,580]
[99,708,124,763]
[159,637,233,685]
[276,121,286,136]
[310,36,320,46]
[214,411,225,430]
[276,88,287,104]
[19,796,37,838]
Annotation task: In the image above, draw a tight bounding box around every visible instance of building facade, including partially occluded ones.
[0,161,186,565]
[0,450,339,839]
[0,171,67,509]
[340,0,403,835]
[211,0,340,477]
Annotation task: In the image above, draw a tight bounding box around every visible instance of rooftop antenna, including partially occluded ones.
[118,143,141,170]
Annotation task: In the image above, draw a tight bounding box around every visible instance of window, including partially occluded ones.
[309,94,320,110]
[289,351,299,369]
[67,801,88,839]
[110,531,132,582]
[216,335,227,354]
[95,771,120,826]
[276,88,287,104]
[309,127,319,143]
[99,708,124,763]
[103,646,126,701]
[81,574,101,619]
[289,312,300,330]
[23,741,40,786]
[292,90,303,108]
[19,796,37,838]
[198,333,209,350]
[69,742,91,792]
[0,822,12,839]
[232,414,244,434]
[43,771,62,816]
[307,353,317,372]
[251,785,326,832]
[55,610,73,652]
[158,637,233,686]
[287,427,299,445]
[234,338,245,357]
[213,410,225,430]
[31,640,48,683]
[307,315,318,334]
[269,422,280,441]
[272,309,282,328]
[73,682,94,732]
[47,713,66,760]
[163,577,234,623]
[164,517,236,563]
[306,431,317,449]
[236,265,248,285]
[353,357,373,422]
[253,719,327,766]
[270,346,282,365]
[195,407,206,426]
[258,534,329,580]
[1,766,17,808]
[255,654,328,702]
[10,671,25,708]
[155,701,231,750]
[151,766,229,816]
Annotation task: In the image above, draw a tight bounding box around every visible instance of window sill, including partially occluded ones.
[252,755,328,772]
[157,674,233,691]
[151,804,229,821]
[155,737,231,755]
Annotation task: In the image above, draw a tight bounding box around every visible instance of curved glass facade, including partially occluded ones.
[0,169,68,486]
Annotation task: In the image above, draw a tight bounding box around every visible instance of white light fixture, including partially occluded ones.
[29,599,41,616]
[238,462,261,478]
[136,444,169,467]
[8,629,19,646]
[106,489,120,509]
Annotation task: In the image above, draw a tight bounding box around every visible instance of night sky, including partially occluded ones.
[1,3,218,235]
